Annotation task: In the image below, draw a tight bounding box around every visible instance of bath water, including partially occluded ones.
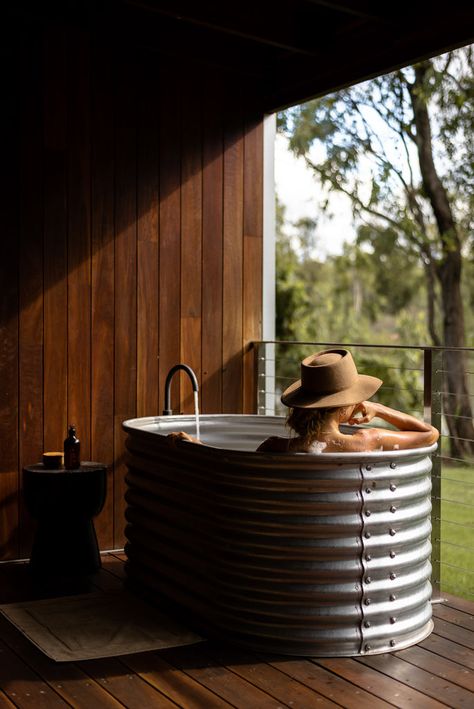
[193,390,200,440]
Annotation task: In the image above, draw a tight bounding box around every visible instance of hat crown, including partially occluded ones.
[301,349,358,395]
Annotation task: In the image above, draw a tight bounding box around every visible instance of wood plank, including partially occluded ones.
[432,616,474,650]
[121,651,233,709]
[136,57,159,419]
[433,603,474,632]
[90,566,125,593]
[209,645,339,708]
[222,92,244,414]
[419,632,474,671]
[90,42,115,551]
[162,645,286,709]
[0,562,48,604]
[242,116,263,415]
[201,76,224,414]
[358,653,470,707]
[0,29,20,561]
[395,644,474,693]
[114,51,137,548]
[79,657,175,709]
[441,592,474,616]
[43,28,68,455]
[100,554,127,581]
[268,656,395,708]
[0,637,68,709]
[180,71,202,414]
[0,691,16,708]
[18,32,44,556]
[158,62,181,415]
[0,616,122,709]
[3,557,474,709]
[67,28,92,460]
[317,656,443,708]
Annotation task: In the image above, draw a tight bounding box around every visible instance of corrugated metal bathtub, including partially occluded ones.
[122,414,436,656]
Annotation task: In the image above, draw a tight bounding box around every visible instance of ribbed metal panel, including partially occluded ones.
[122,414,435,656]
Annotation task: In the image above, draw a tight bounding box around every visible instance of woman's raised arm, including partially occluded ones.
[349,401,439,450]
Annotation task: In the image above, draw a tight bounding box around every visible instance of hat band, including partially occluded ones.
[300,371,359,395]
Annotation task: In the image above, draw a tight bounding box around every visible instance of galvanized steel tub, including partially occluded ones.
[122,414,435,656]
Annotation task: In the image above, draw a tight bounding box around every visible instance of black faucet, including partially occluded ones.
[163,364,199,415]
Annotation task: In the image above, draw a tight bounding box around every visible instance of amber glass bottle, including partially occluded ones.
[64,425,81,470]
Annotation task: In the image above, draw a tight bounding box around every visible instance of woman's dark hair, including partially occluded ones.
[286,407,336,444]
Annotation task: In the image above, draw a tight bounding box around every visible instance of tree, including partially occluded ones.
[279,47,474,457]
[275,204,429,417]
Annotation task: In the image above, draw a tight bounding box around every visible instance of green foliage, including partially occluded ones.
[279,46,474,274]
[274,212,430,413]
[276,45,474,416]
[356,224,425,314]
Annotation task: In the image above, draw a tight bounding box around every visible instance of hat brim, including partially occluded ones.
[281,374,382,409]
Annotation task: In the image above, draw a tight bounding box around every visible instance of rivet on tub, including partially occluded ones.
[364,598,371,605]
[389,528,396,536]
[365,576,372,584]
[365,553,372,561]
[390,462,397,469]
[390,506,397,513]
[364,620,371,628]
[366,487,372,494]
[390,550,396,558]
[364,531,371,539]
[390,572,397,580]
[390,639,396,647]
[365,510,371,517]
[365,644,372,651]
[390,483,397,491]
[390,617,397,624]
[390,594,396,602]
[366,465,373,471]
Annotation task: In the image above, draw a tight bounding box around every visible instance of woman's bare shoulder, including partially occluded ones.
[256,436,290,452]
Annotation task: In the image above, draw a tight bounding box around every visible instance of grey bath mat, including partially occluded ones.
[0,589,202,662]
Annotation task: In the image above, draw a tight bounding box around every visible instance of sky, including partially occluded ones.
[274,132,355,259]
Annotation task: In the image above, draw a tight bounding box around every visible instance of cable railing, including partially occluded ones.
[253,340,474,602]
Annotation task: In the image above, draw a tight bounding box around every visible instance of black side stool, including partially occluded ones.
[23,462,107,576]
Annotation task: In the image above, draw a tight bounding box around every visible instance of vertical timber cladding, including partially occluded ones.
[0,26,264,559]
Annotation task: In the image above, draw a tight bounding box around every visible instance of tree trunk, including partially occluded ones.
[411,62,474,458]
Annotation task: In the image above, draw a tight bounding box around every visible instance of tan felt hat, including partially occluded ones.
[281,349,382,409]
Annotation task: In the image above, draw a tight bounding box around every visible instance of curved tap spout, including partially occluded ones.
[163,364,199,416]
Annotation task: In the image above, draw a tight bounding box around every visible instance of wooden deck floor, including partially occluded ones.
[0,553,473,708]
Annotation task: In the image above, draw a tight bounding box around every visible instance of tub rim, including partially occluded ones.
[123,413,437,463]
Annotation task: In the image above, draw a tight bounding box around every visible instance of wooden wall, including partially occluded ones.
[0,25,263,559]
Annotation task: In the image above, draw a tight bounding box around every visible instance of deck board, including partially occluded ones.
[358,653,473,707]
[209,646,339,708]
[432,603,474,631]
[268,656,395,708]
[79,658,178,709]
[0,615,123,709]
[161,645,286,709]
[1,554,474,708]
[315,656,444,708]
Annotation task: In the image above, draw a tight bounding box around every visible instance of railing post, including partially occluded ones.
[257,342,276,415]
[257,342,267,415]
[424,348,443,601]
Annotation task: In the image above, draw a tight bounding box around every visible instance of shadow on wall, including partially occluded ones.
[0,17,264,559]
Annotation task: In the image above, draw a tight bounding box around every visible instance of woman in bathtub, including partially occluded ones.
[257,348,439,453]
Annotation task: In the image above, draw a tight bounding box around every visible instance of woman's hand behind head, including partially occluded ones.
[348,401,378,425]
